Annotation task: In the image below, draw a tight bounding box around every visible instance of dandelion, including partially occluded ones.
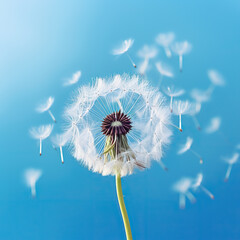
[172,100,192,132]
[52,132,70,164]
[223,153,239,182]
[155,62,174,84]
[205,117,221,134]
[63,74,172,240]
[24,168,42,198]
[171,41,192,72]
[112,39,136,68]
[177,137,203,164]
[173,177,196,209]
[29,124,53,156]
[63,70,81,86]
[190,88,211,104]
[155,32,175,58]
[36,97,56,123]
[163,86,185,113]
[191,173,214,199]
[207,69,225,93]
[189,102,202,130]
[137,45,158,60]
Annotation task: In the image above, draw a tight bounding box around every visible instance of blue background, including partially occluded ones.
[0,0,240,239]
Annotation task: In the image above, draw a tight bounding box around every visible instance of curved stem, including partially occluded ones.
[115,174,133,240]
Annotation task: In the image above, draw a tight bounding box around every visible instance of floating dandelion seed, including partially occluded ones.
[223,153,239,182]
[208,69,225,87]
[138,58,149,76]
[163,86,185,113]
[52,132,70,164]
[191,173,214,199]
[155,32,175,58]
[63,74,172,240]
[177,137,203,164]
[172,100,192,132]
[173,177,196,209]
[24,168,42,198]
[29,124,53,156]
[137,45,158,60]
[63,70,81,86]
[205,117,221,134]
[190,88,211,104]
[155,62,174,84]
[171,41,192,72]
[189,102,202,130]
[112,39,136,68]
[36,97,56,123]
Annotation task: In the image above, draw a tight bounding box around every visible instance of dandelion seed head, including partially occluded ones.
[112,39,134,55]
[208,69,225,86]
[156,32,175,48]
[29,124,53,140]
[64,71,81,86]
[205,117,221,134]
[155,62,174,78]
[172,41,192,55]
[178,137,193,155]
[36,97,54,113]
[138,45,158,59]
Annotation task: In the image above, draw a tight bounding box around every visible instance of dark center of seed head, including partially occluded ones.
[101,110,132,136]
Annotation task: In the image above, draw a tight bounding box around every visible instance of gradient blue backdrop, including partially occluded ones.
[0,0,240,239]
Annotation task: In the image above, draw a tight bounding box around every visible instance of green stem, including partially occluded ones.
[115,174,133,240]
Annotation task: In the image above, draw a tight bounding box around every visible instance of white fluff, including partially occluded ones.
[138,45,158,59]
[63,74,173,177]
[155,62,174,78]
[30,124,53,156]
[191,88,211,103]
[205,117,221,134]
[223,153,239,181]
[36,97,56,123]
[171,41,192,71]
[63,70,81,86]
[208,69,225,86]
[112,39,134,55]
[178,137,193,154]
[138,58,149,75]
[24,168,42,197]
[155,32,175,57]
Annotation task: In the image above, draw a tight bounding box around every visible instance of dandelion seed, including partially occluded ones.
[205,117,221,134]
[190,88,211,104]
[63,70,81,86]
[155,62,174,83]
[172,100,192,132]
[163,86,185,113]
[138,58,149,76]
[63,74,173,240]
[36,97,56,123]
[208,69,225,87]
[112,39,136,68]
[177,137,203,163]
[29,124,53,156]
[137,45,158,60]
[191,173,214,199]
[52,132,70,164]
[173,177,196,209]
[171,41,192,72]
[24,168,42,198]
[189,102,202,130]
[155,32,175,58]
[223,153,239,182]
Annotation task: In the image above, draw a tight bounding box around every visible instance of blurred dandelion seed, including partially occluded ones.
[192,173,214,199]
[223,153,239,182]
[173,177,196,209]
[205,117,221,134]
[24,168,42,198]
[36,97,56,123]
[112,39,136,68]
[63,70,81,86]
[189,102,202,130]
[207,69,225,93]
[29,124,53,156]
[137,45,158,60]
[177,137,203,164]
[171,41,192,72]
[63,74,172,240]
[155,32,175,58]
[191,88,211,104]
